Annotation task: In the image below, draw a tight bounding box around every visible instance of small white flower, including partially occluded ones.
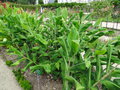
[3,38,7,42]
[81,51,85,60]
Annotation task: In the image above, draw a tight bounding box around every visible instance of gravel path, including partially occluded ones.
[0,57,22,90]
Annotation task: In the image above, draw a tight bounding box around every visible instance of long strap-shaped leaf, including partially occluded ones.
[65,76,84,90]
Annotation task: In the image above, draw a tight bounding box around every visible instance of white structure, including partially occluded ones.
[43,0,55,4]
[42,0,100,4]
[58,0,100,3]
[36,0,39,5]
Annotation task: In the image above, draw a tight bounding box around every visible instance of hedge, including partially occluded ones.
[11,3,41,10]
[41,3,87,8]
[11,2,87,10]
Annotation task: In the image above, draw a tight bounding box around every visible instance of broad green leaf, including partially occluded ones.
[12,58,25,66]
[101,80,120,89]
[111,69,120,77]
[59,36,68,56]
[61,8,68,19]
[79,23,92,32]
[67,26,79,52]
[0,32,7,37]
[8,46,23,56]
[30,64,51,73]
[95,49,107,55]
[79,11,83,23]
[111,56,120,64]
[22,62,33,72]
[91,87,98,90]
[18,34,26,39]
[32,53,37,63]
[70,63,86,71]
[35,34,48,45]
[113,79,120,86]
[21,24,30,30]
[71,40,80,55]
[55,62,60,70]
[65,76,84,90]
[85,59,91,68]
[32,46,40,51]
[84,49,91,58]
[94,18,103,27]
[68,14,76,24]
[82,14,91,21]
[55,60,62,70]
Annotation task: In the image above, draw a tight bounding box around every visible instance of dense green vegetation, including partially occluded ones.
[11,3,87,9]
[5,60,32,90]
[90,0,113,18]
[10,1,120,22]
[13,69,32,90]
[11,4,41,10]
[1,3,120,90]
[111,0,120,7]
[6,60,13,66]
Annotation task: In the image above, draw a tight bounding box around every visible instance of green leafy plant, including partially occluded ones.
[13,69,32,90]
[11,2,87,10]
[11,3,41,10]
[90,0,113,18]
[6,60,13,66]
[0,6,120,90]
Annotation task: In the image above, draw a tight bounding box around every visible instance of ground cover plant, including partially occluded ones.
[5,60,32,90]
[1,5,120,90]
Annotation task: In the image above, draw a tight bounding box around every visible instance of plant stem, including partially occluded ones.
[93,64,118,87]
[106,45,113,73]
[88,66,91,90]
[96,55,101,81]
[63,57,69,90]
[63,79,69,90]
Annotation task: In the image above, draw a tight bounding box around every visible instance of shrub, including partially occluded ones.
[41,2,87,8]
[11,3,41,10]
[90,1,113,18]
[0,6,120,90]
[111,0,120,18]
[16,0,30,4]
[11,2,87,10]
[111,0,120,7]
[0,2,12,15]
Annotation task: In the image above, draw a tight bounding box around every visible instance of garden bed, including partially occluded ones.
[0,47,62,90]
[1,3,120,89]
